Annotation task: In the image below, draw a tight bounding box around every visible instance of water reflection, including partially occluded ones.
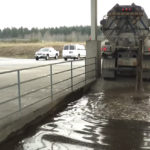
[1,91,150,150]
[11,95,150,150]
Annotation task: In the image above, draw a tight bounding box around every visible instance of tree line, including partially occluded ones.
[0,26,102,42]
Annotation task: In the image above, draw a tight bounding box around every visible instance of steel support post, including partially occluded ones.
[91,0,97,40]
[71,61,73,92]
[136,39,144,92]
[17,70,21,111]
[85,58,87,85]
[50,64,53,101]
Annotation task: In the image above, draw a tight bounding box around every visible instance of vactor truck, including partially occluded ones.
[100,3,150,79]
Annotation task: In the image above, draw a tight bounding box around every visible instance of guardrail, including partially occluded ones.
[0,57,96,121]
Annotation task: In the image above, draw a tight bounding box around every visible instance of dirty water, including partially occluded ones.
[1,77,150,150]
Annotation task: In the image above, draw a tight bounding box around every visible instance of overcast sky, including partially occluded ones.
[0,0,149,29]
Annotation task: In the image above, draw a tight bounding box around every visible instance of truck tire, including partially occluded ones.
[102,58,116,79]
[143,58,150,80]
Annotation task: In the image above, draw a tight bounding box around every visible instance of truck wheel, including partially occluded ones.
[64,58,67,61]
[143,59,150,80]
[102,58,116,79]
[55,54,58,59]
[35,57,39,61]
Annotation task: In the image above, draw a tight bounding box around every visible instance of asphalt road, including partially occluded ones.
[0,57,64,72]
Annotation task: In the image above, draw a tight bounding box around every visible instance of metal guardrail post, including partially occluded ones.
[50,64,53,101]
[85,58,86,85]
[71,61,73,91]
[95,57,97,79]
[17,70,21,111]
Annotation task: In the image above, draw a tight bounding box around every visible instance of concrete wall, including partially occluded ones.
[86,40,101,79]
[0,82,95,144]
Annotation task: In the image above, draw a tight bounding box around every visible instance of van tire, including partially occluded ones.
[78,54,80,60]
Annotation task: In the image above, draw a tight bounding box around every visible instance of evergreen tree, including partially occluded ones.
[0,26,102,42]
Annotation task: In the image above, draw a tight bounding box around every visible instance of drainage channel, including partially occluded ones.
[1,77,150,150]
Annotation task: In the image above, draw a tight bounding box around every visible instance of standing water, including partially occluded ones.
[1,78,150,150]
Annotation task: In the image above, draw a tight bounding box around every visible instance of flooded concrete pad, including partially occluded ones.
[2,85,150,150]
[2,76,150,149]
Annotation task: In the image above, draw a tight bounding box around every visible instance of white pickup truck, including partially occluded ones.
[35,47,59,60]
[62,44,86,61]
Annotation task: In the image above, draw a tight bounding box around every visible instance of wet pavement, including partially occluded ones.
[1,77,150,150]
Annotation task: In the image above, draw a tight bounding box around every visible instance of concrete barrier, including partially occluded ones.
[0,78,95,144]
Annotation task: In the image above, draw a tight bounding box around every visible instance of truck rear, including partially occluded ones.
[100,3,150,79]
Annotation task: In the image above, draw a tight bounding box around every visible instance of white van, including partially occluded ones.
[62,44,86,61]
